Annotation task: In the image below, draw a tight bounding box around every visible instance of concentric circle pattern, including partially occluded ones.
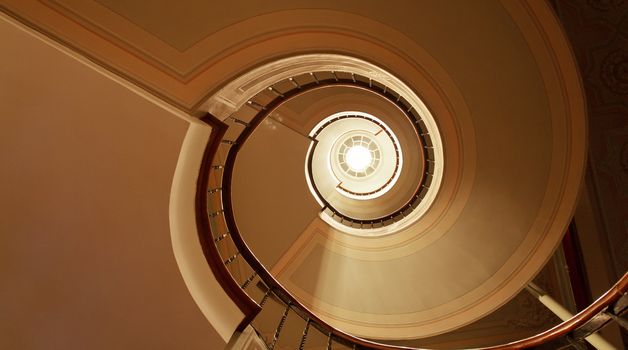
[338,135,379,177]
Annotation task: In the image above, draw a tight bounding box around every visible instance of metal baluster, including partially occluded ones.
[229,116,250,127]
[289,77,301,89]
[407,105,414,113]
[310,72,320,84]
[246,100,266,111]
[331,71,339,82]
[267,86,284,97]
[240,271,258,289]
[327,332,332,350]
[351,73,356,83]
[298,319,310,350]
[223,252,240,265]
[208,187,222,194]
[214,231,230,243]
[209,209,224,217]
[368,78,372,87]
[259,289,272,307]
[268,303,291,350]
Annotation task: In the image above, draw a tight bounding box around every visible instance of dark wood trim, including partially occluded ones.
[562,220,593,311]
[195,113,261,326]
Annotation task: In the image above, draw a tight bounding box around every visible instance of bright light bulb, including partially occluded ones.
[346,145,372,171]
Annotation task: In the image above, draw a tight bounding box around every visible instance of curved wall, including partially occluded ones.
[213,1,586,339]
[1,0,588,342]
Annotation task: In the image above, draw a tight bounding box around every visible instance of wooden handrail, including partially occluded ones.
[199,73,627,349]
[480,272,627,349]
[220,75,432,227]
[195,114,261,331]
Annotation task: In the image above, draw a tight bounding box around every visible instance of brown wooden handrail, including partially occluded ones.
[200,72,627,349]
[195,114,261,331]
[480,272,627,349]
[218,75,432,228]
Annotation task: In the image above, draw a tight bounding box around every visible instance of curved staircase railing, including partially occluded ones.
[196,71,628,349]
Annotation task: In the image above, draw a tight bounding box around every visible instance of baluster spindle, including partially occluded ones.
[240,271,258,289]
[327,332,333,350]
[331,71,339,82]
[310,72,320,84]
[246,100,266,111]
[229,116,250,127]
[267,86,284,97]
[209,209,224,217]
[289,77,301,89]
[208,187,222,194]
[269,303,291,350]
[214,231,230,243]
[298,319,310,350]
[259,289,272,307]
[223,252,240,265]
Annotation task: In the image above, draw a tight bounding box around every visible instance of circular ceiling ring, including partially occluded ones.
[214,68,443,234]
[303,97,437,232]
[310,111,402,200]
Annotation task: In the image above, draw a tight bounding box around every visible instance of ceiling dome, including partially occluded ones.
[195,1,586,340]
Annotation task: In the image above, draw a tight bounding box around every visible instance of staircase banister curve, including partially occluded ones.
[209,101,628,348]
[198,72,626,348]
[217,74,434,228]
[195,114,261,331]
[209,170,626,350]
[480,272,627,349]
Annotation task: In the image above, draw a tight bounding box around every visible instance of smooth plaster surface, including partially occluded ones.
[232,118,321,268]
[0,17,223,349]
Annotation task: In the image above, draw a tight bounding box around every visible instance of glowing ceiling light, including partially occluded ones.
[345,145,372,172]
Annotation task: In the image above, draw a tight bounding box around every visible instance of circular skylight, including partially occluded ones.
[346,146,372,171]
[308,112,402,201]
[338,135,380,177]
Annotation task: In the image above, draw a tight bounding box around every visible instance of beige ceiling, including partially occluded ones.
[219,0,586,340]
[1,0,588,346]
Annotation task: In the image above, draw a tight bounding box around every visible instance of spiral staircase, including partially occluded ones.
[1,1,627,349]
